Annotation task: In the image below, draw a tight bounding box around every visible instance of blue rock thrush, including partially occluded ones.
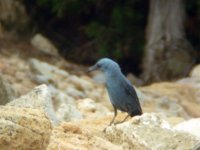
[88,58,142,125]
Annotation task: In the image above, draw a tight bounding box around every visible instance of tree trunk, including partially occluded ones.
[142,0,196,83]
[0,0,30,36]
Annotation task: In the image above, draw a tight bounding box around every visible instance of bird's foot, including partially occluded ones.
[102,127,107,133]
[113,120,125,125]
[102,122,115,133]
[114,115,130,125]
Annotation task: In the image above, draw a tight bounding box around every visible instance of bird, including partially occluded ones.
[88,58,142,126]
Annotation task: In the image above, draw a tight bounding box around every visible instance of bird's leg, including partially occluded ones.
[114,114,130,125]
[109,105,117,126]
[103,105,117,132]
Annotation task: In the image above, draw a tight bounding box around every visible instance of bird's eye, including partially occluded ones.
[96,64,101,68]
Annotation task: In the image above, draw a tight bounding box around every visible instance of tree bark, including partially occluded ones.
[142,0,196,83]
[0,0,30,35]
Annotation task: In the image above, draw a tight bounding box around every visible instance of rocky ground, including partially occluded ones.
[0,34,200,150]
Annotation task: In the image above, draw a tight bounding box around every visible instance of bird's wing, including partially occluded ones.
[120,77,142,113]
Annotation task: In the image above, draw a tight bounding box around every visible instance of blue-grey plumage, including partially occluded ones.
[88,58,142,125]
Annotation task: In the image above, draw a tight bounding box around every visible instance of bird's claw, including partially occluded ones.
[102,122,114,133]
[113,120,125,125]
[102,127,107,133]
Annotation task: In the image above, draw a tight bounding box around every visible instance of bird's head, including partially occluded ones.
[88,58,121,74]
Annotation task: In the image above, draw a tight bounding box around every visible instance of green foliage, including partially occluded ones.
[84,22,105,38]
[36,0,65,16]
[34,0,147,60]
[36,0,94,17]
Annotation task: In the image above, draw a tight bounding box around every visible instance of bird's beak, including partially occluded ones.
[87,64,98,72]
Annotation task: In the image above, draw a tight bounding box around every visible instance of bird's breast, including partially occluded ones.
[106,80,127,111]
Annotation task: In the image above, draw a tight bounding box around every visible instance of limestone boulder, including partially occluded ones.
[7,84,58,125]
[176,77,200,104]
[0,106,52,150]
[30,33,59,56]
[174,118,200,139]
[67,75,94,91]
[105,113,200,150]
[177,77,200,87]
[50,86,76,110]
[47,113,200,150]
[65,87,85,99]
[140,82,200,118]
[0,0,30,33]
[190,64,200,77]
[29,58,69,85]
[56,103,83,122]
[77,98,110,119]
[47,122,122,150]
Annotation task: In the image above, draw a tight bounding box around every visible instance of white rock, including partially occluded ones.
[56,103,83,122]
[65,87,85,99]
[31,33,59,56]
[7,84,58,125]
[77,98,110,119]
[49,85,75,104]
[174,118,200,139]
[67,75,94,91]
[105,113,200,150]
[177,77,200,88]
[78,98,96,111]
[155,96,190,119]
[29,59,69,77]
[190,64,200,78]
[132,113,171,129]
[29,58,69,84]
